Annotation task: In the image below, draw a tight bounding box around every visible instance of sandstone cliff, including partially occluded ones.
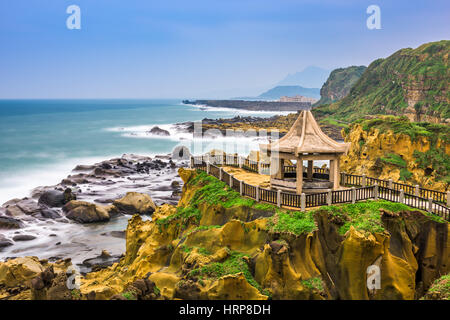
[340,116,450,191]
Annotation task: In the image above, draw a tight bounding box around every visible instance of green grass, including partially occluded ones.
[153,286,160,296]
[268,210,317,235]
[301,277,325,293]
[156,170,279,231]
[380,153,407,168]
[319,200,416,235]
[122,291,137,300]
[188,250,266,294]
[425,274,450,300]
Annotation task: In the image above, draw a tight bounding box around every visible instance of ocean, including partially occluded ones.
[0,99,292,204]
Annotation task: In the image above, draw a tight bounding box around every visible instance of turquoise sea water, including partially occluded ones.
[0,99,289,203]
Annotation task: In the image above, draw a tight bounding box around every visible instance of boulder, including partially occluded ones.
[0,257,45,288]
[149,126,170,136]
[40,208,61,219]
[62,200,110,223]
[38,189,76,207]
[0,235,13,249]
[0,216,24,229]
[113,192,156,215]
[13,235,37,242]
[15,198,41,215]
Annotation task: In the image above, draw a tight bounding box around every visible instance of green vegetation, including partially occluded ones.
[301,277,325,293]
[345,116,450,186]
[268,210,317,235]
[188,250,266,295]
[122,291,137,300]
[320,200,416,235]
[315,65,366,106]
[313,40,450,121]
[153,286,160,296]
[424,274,450,300]
[181,244,211,256]
[380,153,407,168]
[157,170,278,231]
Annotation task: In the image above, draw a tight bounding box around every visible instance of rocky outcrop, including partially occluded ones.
[340,116,449,191]
[314,65,366,106]
[38,189,76,208]
[62,200,112,223]
[149,126,170,136]
[78,169,449,300]
[113,192,156,215]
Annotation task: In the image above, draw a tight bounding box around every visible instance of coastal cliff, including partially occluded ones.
[2,168,445,300]
[340,116,450,191]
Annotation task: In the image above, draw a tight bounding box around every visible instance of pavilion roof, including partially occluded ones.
[260,110,350,155]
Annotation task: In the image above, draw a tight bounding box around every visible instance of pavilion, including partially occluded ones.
[259,110,350,194]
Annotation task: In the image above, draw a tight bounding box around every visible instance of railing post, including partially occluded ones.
[388,179,393,189]
[240,180,243,195]
[206,161,210,174]
[374,183,379,200]
[415,185,420,197]
[327,190,332,206]
[447,191,450,207]
[189,156,193,169]
[219,167,223,181]
[239,156,243,169]
[351,187,356,204]
[301,193,306,211]
[206,153,211,164]
[256,186,260,202]
[229,174,233,188]
[258,161,262,174]
[362,174,367,187]
[428,198,433,213]
[399,189,404,204]
[277,190,281,207]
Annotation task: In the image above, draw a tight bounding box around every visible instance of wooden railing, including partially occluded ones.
[192,154,448,205]
[190,158,449,221]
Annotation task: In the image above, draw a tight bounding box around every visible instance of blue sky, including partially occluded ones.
[0,0,448,98]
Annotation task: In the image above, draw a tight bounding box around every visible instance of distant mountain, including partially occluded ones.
[314,66,366,106]
[314,40,450,122]
[258,86,321,100]
[278,66,331,88]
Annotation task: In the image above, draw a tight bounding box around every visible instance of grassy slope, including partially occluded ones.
[314,66,366,106]
[313,40,450,121]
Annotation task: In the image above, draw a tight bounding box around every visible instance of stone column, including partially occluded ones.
[428,198,433,213]
[307,160,313,180]
[374,183,379,200]
[277,190,282,207]
[399,189,405,203]
[296,157,303,194]
[327,190,332,206]
[240,180,243,195]
[256,186,260,202]
[415,185,420,197]
[334,157,340,190]
[351,187,356,204]
[447,191,450,207]
[300,193,306,211]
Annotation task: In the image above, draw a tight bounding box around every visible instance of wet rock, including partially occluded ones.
[80,251,121,273]
[0,235,13,248]
[62,200,110,223]
[73,164,95,171]
[0,216,24,229]
[13,235,37,242]
[149,126,170,136]
[40,208,61,219]
[101,230,126,239]
[15,198,42,215]
[113,192,156,215]
[38,189,76,208]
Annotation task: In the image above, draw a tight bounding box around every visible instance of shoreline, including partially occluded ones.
[0,153,187,273]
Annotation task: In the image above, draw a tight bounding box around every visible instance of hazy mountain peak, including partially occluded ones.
[278,66,331,88]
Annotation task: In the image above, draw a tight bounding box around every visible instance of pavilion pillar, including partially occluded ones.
[275,158,285,179]
[333,157,340,190]
[296,157,303,194]
[307,160,313,180]
[329,159,335,184]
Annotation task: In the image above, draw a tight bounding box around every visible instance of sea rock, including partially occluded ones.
[0,257,45,288]
[0,235,13,248]
[13,235,37,242]
[15,198,42,215]
[0,216,24,229]
[113,192,156,215]
[62,200,110,223]
[149,126,170,136]
[38,189,76,208]
[40,208,61,219]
